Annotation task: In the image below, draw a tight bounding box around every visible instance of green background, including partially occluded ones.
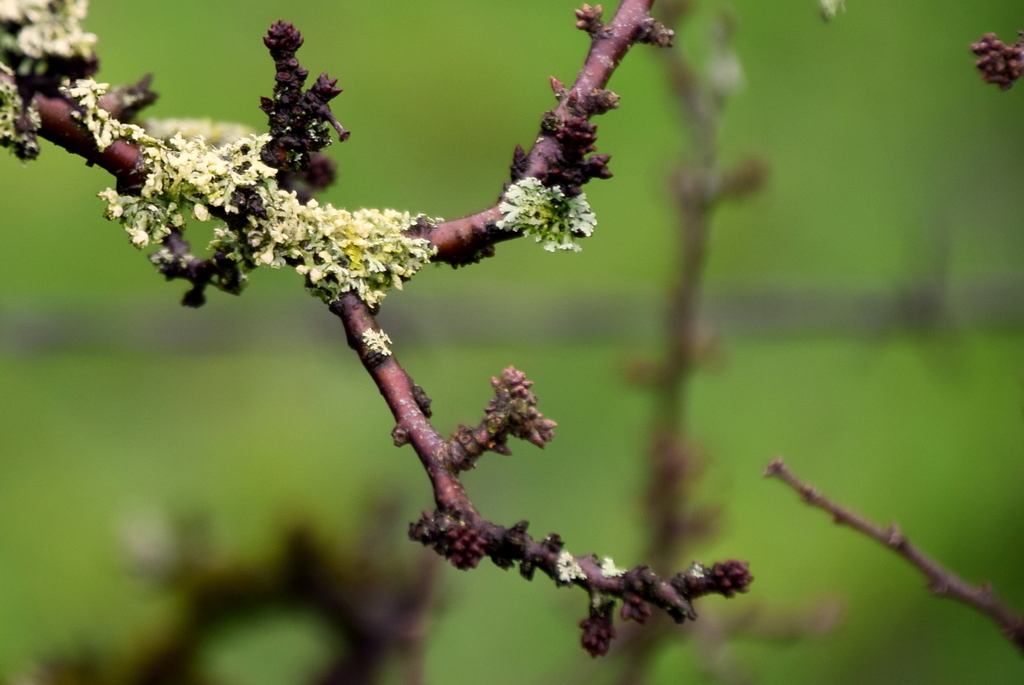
[1,0,1023,683]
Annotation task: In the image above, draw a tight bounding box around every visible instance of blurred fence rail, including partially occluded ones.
[1,275,1021,354]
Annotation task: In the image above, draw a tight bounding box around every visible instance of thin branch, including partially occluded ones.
[639,2,765,578]
[331,290,751,656]
[25,81,146,190]
[426,0,670,264]
[611,0,726,671]
[764,456,1024,654]
[330,292,475,517]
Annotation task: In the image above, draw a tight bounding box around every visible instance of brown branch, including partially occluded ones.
[330,292,475,517]
[331,290,751,656]
[20,77,147,191]
[639,4,765,578]
[764,456,1024,654]
[607,6,770,682]
[426,0,671,264]
[611,2,724,678]
[25,519,440,685]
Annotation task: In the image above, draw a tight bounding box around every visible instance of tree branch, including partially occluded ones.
[331,288,751,656]
[329,292,475,517]
[610,5,766,681]
[426,0,670,264]
[21,516,440,685]
[2,0,752,657]
[764,457,1024,654]
[27,81,146,190]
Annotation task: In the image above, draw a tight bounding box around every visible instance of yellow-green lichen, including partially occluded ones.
[599,556,625,578]
[0,72,22,141]
[361,329,393,356]
[66,79,435,307]
[496,177,596,252]
[0,0,96,68]
[63,78,147,150]
[143,118,255,147]
[0,70,40,156]
[555,550,587,585]
[820,0,846,21]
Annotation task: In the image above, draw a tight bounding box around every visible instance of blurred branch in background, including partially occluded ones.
[604,2,841,683]
[746,25,1024,666]
[764,457,1024,655]
[13,501,440,685]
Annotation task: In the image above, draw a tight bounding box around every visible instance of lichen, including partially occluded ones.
[820,0,846,21]
[0,73,22,141]
[556,550,587,584]
[496,177,596,252]
[361,329,393,356]
[148,243,194,273]
[63,78,142,150]
[0,71,40,157]
[599,556,625,578]
[65,79,435,307]
[144,118,255,147]
[0,0,96,66]
[589,589,615,611]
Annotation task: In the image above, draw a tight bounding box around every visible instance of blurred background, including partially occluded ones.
[1,0,1022,683]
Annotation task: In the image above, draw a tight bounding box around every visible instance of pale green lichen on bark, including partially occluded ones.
[599,556,625,578]
[0,0,96,68]
[64,79,435,307]
[361,329,393,356]
[0,71,16,143]
[0,64,40,157]
[0,1,92,158]
[820,0,846,21]
[555,550,588,585]
[496,177,596,252]
[143,118,255,147]
[2,2,435,307]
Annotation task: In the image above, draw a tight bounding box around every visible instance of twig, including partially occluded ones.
[331,291,752,657]
[426,0,666,264]
[764,456,1024,654]
[636,0,766,578]
[609,5,739,682]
